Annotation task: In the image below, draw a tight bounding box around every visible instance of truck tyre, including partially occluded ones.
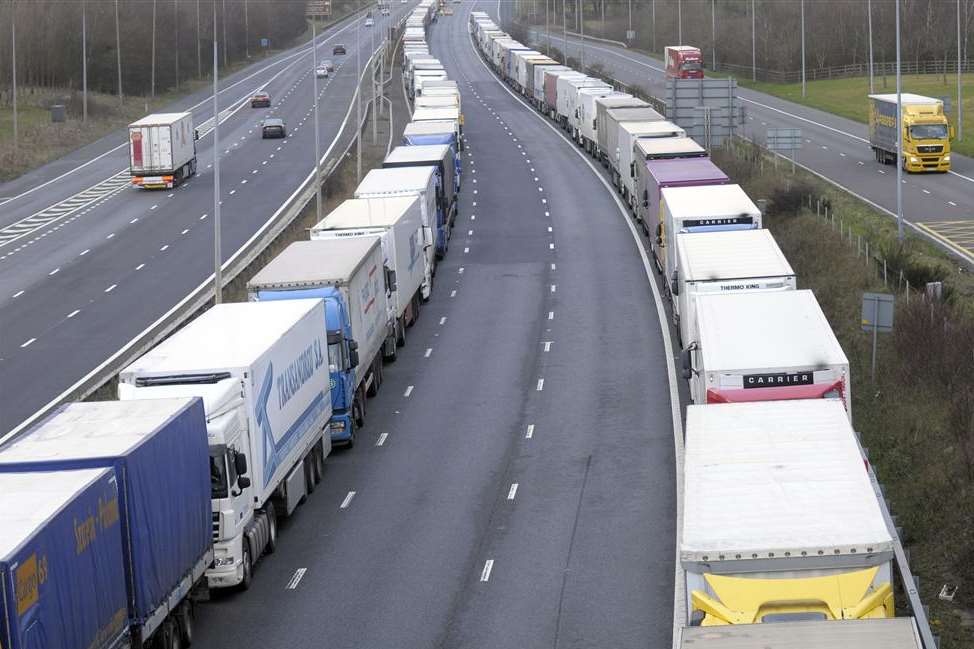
[265,503,278,554]
[240,544,253,591]
[313,443,324,483]
[165,620,183,649]
[397,318,407,346]
[304,454,317,495]
[178,600,195,646]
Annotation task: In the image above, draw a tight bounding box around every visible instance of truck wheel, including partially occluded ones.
[178,600,195,646]
[240,544,253,591]
[397,319,407,346]
[366,369,379,398]
[313,444,325,483]
[304,454,317,495]
[265,503,278,554]
[166,620,183,649]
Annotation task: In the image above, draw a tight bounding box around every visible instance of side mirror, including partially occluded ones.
[234,452,248,476]
[237,476,251,489]
[656,223,664,246]
[349,348,360,369]
[630,162,635,178]
[194,129,200,141]
[670,271,680,297]
[681,348,693,380]
[348,339,359,351]
[387,268,398,292]
[950,125,956,140]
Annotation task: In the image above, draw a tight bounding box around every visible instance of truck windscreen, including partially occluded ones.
[911,124,948,140]
[682,62,703,72]
[210,452,231,499]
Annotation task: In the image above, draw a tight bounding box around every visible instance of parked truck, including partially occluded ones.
[672,229,796,345]
[590,95,645,155]
[118,300,332,590]
[402,119,461,164]
[249,240,392,446]
[576,88,622,151]
[635,148,725,237]
[868,93,952,172]
[558,76,611,135]
[355,166,442,273]
[311,196,427,332]
[665,45,704,79]
[543,69,585,118]
[678,618,922,649]
[658,183,761,285]
[532,64,570,110]
[682,399,894,626]
[0,470,129,649]
[518,55,559,100]
[384,144,459,227]
[0,398,211,648]
[597,104,664,167]
[681,289,851,416]
[616,120,686,202]
[128,112,198,189]
[411,106,463,150]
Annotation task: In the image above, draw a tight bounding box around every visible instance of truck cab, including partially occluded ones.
[665,46,704,79]
[324,289,360,443]
[868,93,953,172]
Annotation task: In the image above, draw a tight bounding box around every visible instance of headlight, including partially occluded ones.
[944,154,951,162]
[910,156,919,163]
[330,420,346,432]
[214,556,235,567]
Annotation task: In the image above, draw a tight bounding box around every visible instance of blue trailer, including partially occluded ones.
[0,469,129,649]
[0,398,212,648]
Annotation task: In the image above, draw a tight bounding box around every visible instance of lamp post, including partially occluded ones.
[213,0,223,302]
[895,0,903,241]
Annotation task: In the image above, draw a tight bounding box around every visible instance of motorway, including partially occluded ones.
[0,5,411,432]
[192,3,678,647]
[520,18,974,266]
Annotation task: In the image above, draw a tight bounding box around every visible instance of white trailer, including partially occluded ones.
[355,166,441,294]
[533,65,570,109]
[520,56,559,99]
[119,300,332,589]
[682,399,894,625]
[128,112,198,189]
[616,120,685,201]
[578,89,625,152]
[311,196,426,337]
[672,229,796,345]
[412,106,463,149]
[678,618,923,649]
[557,75,607,130]
[659,183,762,285]
[598,105,664,167]
[682,289,851,417]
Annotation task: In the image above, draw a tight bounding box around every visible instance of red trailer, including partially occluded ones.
[665,46,704,79]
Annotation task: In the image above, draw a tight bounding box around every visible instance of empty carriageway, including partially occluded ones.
[190,3,679,649]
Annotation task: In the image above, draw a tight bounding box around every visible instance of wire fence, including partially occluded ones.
[715,58,974,85]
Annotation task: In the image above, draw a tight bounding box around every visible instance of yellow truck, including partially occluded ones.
[868,93,953,172]
[682,400,896,627]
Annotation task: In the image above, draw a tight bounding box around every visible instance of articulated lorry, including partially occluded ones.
[0,398,210,649]
[1,470,130,649]
[558,76,611,135]
[384,144,460,227]
[672,229,795,345]
[665,45,704,79]
[616,120,686,203]
[119,300,332,591]
[868,93,952,172]
[533,64,569,111]
[597,104,664,168]
[543,69,585,118]
[574,87,620,149]
[249,239,392,446]
[659,183,762,287]
[682,399,894,626]
[681,289,851,416]
[635,150,726,236]
[412,106,463,150]
[128,112,198,189]
[355,166,443,270]
[311,196,427,329]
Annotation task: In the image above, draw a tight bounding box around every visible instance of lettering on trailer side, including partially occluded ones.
[682,216,754,228]
[720,283,761,291]
[276,339,326,411]
[743,372,815,388]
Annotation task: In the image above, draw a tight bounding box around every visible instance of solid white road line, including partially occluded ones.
[340,491,356,509]
[136,264,145,270]
[12,290,24,298]
[104,284,117,293]
[67,310,80,319]
[48,268,59,276]
[20,338,36,348]
[286,568,307,590]
[480,560,494,582]
[507,483,518,500]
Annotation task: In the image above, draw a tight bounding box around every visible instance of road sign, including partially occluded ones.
[306,1,332,17]
[260,38,270,48]
[862,291,894,382]
[626,30,636,41]
[766,128,802,152]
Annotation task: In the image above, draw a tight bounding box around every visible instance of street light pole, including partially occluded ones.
[222,0,228,67]
[751,0,756,81]
[678,0,682,45]
[213,1,223,303]
[711,0,715,71]
[312,18,322,224]
[958,0,963,140]
[11,2,17,152]
[174,0,180,90]
[652,0,655,53]
[801,0,806,97]
[115,0,123,103]
[82,0,88,122]
[151,0,157,97]
[896,0,903,241]
[563,0,567,61]
[356,2,362,184]
[579,0,584,70]
[867,0,874,93]
[546,0,550,55]
[244,0,249,58]
[196,0,201,79]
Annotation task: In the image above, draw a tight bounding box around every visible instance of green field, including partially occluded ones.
[739,73,974,157]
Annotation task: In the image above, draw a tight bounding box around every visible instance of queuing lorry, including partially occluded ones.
[678,618,923,649]
[558,76,611,134]
[128,112,198,189]
[682,399,894,626]
[681,290,851,416]
[665,45,704,79]
[658,183,762,286]
[635,146,723,236]
[590,95,646,154]
[0,398,210,648]
[616,120,686,202]
[249,240,391,446]
[507,49,541,90]
[0,470,129,649]
[518,54,559,99]
[311,196,427,328]
[384,144,460,226]
[543,69,585,117]
[868,93,952,172]
[411,106,463,150]
[402,119,461,159]
[533,64,570,110]
[576,88,623,151]
[672,229,796,345]
[118,300,333,591]
[597,104,664,167]
[355,166,442,273]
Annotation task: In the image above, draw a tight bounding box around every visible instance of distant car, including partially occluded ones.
[316,66,329,78]
[323,59,335,71]
[365,17,374,26]
[333,44,346,55]
[250,92,271,108]
[261,118,287,139]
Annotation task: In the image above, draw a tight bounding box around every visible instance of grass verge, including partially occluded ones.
[713,141,974,649]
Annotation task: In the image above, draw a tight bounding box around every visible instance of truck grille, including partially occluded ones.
[917,145,943,154]
[212,512,220,540]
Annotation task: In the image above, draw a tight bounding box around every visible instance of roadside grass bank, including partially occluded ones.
[0,7,362,184]
[713,142,974,649]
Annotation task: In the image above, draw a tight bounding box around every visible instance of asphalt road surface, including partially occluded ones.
[0,5,411,432]
[191,4,677,648]
[518,14,974,266]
